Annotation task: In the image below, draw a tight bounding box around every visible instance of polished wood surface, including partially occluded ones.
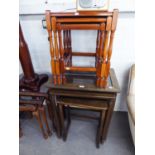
[45,10,118,88]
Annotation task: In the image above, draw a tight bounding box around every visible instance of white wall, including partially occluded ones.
[19,0,135,14]
[19,12,134,111]
[111,13,135,111]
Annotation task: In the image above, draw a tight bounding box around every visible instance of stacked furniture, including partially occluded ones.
[46,69,120,148]
[45,10,120,148]
[45,9,118,88]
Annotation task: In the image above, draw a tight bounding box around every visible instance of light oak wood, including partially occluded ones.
[56,18,106,23]
[72,52,96,57]
[57,24,104,30]
[45,10,119,88]
[46,11,57,84]
[65,66,96,72]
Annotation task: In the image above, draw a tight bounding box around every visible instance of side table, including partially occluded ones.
[46,68,120,147]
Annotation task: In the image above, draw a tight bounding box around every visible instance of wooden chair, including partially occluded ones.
[56,96,108,148]
[19,91,52,139]
[45,10,118,88]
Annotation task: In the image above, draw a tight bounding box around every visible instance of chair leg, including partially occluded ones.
[33,109,48,139]
[96,110,106,148]
[39,106,52,137]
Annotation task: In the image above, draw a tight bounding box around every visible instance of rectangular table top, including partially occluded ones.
[45,68,120,93]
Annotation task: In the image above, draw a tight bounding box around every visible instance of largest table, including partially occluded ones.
[46,68,120,145]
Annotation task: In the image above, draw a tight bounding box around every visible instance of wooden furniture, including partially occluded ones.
[19,91,52,139]
[19,23,50,121]
[19,23,48,91]
[46,68,120,147]
[45,10,118,88]
[57,97,108,148]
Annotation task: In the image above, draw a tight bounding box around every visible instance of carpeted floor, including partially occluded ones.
[19,112,135,155]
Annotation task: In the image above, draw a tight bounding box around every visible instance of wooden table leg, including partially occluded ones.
[50,95,61,138]
[46,100,53,120]
[58,104,65,140]
[96,110,106,148]
[39,106,52,136]
[63,106,71,141]
[101,99,116,142]
[46,99,56,131]
[33,109,48,139]
[67,106,71,124]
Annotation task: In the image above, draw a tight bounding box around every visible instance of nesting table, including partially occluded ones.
[46,68,120,148]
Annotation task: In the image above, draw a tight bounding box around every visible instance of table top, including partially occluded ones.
[45,68,120,93]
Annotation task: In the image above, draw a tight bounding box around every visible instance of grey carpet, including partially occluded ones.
[19,112,135,155]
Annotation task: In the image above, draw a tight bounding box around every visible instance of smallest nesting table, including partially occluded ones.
[46,68,120,148]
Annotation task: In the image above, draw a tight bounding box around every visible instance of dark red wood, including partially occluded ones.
[19,23,48,91]
[19,23,36,81]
